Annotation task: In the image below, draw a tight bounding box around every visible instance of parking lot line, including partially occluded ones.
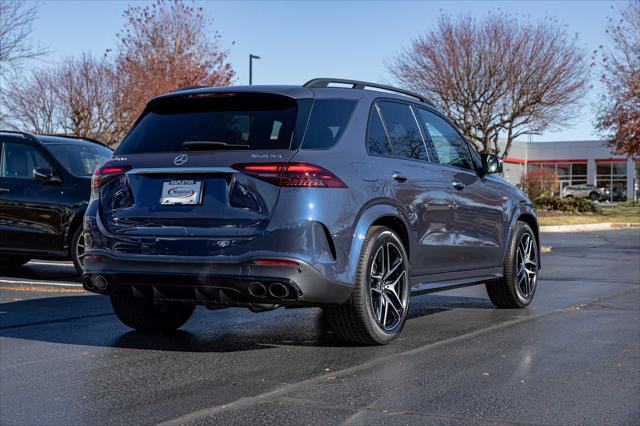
[0,279,82,288]
[27,261,74,267]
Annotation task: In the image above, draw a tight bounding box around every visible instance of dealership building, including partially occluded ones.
[500,139,638,202]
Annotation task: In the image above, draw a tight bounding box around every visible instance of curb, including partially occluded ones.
[540,222,640,233]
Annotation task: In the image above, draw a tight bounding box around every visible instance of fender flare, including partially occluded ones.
[502,202,541,268]
[344,202,411,284]
[64,205,87,252]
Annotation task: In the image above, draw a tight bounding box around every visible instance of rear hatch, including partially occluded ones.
[96,92,310,238]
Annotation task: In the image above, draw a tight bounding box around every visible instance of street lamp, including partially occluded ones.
[249,54,260,85]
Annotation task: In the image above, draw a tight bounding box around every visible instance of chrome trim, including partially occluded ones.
[127,167,236,175]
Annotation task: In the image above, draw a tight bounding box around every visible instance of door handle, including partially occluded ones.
[392,173,407,183]
[452,180,466,190]
[0,186,9,193]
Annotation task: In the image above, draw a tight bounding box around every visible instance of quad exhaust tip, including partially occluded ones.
[84,274,110,292]
[248,281,290,299]
[268,282,289,299]
[247,281,267,299]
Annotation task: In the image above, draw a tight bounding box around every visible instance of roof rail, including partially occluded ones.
[0,130,36,140]
[303,78,434,106]
[41,133,109,148]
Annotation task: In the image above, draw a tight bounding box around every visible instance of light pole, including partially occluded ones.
[249,54,260,85]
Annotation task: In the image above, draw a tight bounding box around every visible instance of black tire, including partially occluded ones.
[564,194,573,198]
[70,226,85,275]
[486,222,539,308]
[0,255,31,269]
[589,192,599,201]
[324,226,410,345]
[110,289,195,332]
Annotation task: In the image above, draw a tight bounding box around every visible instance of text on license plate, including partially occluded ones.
[160,180,203,205]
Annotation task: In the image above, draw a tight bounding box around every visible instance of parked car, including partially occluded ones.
[562,184,610,201]
[83,79,540,344]
[0,131,112,274]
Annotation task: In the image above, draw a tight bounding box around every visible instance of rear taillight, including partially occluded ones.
[232,162,347,188]
[91,165,131,189]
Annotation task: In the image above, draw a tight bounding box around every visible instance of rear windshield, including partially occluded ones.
[116,93,298,154]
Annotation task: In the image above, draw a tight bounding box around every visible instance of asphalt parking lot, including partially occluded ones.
[1,230,638,425]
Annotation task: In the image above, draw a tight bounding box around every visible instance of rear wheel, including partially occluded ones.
[324,226,410,345]
[110,289,195,332]
[0,255,30,269]
[486,222,539,308]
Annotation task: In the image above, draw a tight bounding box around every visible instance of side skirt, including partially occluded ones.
[409,267,502,296]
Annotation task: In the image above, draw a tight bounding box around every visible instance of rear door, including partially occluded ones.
[371,100,452,276]
[101,92,311,238]
[415,108,507,270]
[0,140,66,253]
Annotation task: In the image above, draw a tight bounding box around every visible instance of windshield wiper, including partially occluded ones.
[182,141,250,151]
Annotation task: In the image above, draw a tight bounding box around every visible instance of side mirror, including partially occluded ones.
[480,154,503,175]
[33,168,62,183]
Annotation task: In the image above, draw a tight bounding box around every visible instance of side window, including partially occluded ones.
[377,101,429,162]
[417,109,474,170]
[302,100,356,149]
[366,106,393,156]
[0,142,52,179]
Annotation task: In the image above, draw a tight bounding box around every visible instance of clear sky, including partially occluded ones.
[25,0,625,141]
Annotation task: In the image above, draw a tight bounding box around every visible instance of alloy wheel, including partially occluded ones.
[76,233,85,269]
[369,241,408,331]
[516,232,537,299]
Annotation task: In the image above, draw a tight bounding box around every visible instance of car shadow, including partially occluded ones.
[0,261,80,283]
[0,293,494,352]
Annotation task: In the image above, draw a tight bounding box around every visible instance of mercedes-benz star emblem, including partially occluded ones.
[174,154,188,166]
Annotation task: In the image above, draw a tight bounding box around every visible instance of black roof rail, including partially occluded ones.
[303,78,434,106]
[0,130,37,140]
[40,133,109,148]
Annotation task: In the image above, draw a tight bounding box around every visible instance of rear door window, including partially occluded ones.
[117,93,299,154]
[376,101,429,162]
[302,100,356,149]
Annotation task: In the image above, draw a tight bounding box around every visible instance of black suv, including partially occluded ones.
[0,131,112,274]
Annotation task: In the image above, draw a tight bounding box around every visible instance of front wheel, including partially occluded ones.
[324,226,410,345]
[110,289,195,332]
[70,226,85,275]
[486,222,539,308]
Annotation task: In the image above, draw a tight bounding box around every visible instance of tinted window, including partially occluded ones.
[45,143,112,176]
[366,106,393,156]
[1,142,51,179]
[117,94,298,154]
[417,109,474,170]
[377,101,429,161]
[302,100,356,149]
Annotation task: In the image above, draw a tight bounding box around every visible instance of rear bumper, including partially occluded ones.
[82,250,353,306]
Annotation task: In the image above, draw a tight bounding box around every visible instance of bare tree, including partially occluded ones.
[389,12,589,158]
[111,0,235,142]
[594,2,640,156]
[4,54,118,144]
[4,68,58,134]
[54,54,117,143]
[0,1,46,79]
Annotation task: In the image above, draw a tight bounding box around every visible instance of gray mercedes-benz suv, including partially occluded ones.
[83,78,540,344]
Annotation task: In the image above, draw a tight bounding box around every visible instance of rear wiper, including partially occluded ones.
[182,141,250,151]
